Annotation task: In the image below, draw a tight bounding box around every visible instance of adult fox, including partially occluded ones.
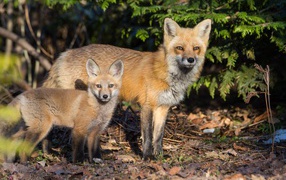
[43,18,212,159]
[4,59,123,163]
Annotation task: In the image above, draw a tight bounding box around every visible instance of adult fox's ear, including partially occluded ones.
[164,18,181,38]
[109,59,124,79]
[163,18,181,48]
[194,19,212,45]
[86,58,101,77]
[164,18,180,38]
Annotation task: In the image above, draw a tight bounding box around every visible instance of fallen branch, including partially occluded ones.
[0,27,52,70]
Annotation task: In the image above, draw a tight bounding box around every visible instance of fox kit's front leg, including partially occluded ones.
[72,130,86,163]
[87,127,101,162]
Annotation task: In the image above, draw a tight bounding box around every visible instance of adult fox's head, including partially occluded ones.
[163,18,211,72]
[86,59,124,102]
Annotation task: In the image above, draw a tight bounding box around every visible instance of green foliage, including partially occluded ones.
[42,0,116,11]
[1,0,286,102]
[0,54,22,86]
[0,106,21,123]
[0,136,32,158]
[125,0,286,101]
[191,65,266,101]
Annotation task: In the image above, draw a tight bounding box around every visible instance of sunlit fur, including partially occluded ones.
[4,59,123,163]
[43,18,211,159]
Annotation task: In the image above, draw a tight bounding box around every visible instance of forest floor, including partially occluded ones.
[1,95,286,180]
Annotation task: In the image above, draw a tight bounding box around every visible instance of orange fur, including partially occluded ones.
[43,18,212,159]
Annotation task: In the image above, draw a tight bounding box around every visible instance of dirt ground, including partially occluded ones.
[1,98,286,180]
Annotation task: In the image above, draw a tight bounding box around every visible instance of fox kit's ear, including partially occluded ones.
[194,19,212,44]
[109,60,124,79]
[86,58,101,77]
[164,18,180,38]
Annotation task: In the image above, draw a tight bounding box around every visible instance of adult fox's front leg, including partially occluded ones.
[152,106,169,156]
[140,104,153,160]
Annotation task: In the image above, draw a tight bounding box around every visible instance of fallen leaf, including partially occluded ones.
[149,162,163,172]
[223,173,246,180]
[163,144,177,151]
[205,151,219,158]
[191,118,204,125]
[108,139,117,144]
[169,166,181,176]
[254,111,268,123]
[101,142,121,151]
[199,121,220,130]
[233,143,249,151]
[235,128,242,136]
[116,155,136,163]
[187,113,199,120]
[38,160,46,167]
[250,174,266,180]
[210,111,221,121]
[223,117,232,126]
[205,151,230,161]
[30,151,39,158]
[223,148,238,156]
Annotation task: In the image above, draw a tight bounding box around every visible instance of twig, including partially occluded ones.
[254,64,275,152]
[247,119,267,128]
[0,85,13,104]
[24,4,53,59]
[69,23,84,49]
[0,27,52,70]
[163,137,182,143]
[215,0,236,11]
[175,133,206,139]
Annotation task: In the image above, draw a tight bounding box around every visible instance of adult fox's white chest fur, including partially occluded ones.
[43,18,211,159]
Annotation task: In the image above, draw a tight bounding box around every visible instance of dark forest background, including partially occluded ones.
[0,0,286,109]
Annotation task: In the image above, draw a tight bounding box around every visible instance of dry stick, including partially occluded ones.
[0,27,51,71]
[5,1,13,58]
[24,4,53,59]
[69,23,83,49]
[265,65,275,152]
[255,64,275,152]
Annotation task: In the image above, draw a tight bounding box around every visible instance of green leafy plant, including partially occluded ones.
[123,0,286,101]
[1,0,286,102]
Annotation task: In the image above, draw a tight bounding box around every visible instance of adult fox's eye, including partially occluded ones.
[96,84,102,88]
[176,46,184,51]
[108,84,114,88]
[193,46,200,51]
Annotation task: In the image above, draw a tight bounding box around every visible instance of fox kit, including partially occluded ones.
[5,59,124,163]
[43,18,211,159]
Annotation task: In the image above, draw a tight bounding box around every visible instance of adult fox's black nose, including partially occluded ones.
[103,94,109,99]
[187,57,195,63]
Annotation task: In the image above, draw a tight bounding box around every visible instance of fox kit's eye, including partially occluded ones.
[193,46,200,51]
[96,84,102,88]
[176,46,184,51]
[108,84,114,88]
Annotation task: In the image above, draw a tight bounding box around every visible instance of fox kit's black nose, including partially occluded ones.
[103,94,109,99]
[187,57,195,64]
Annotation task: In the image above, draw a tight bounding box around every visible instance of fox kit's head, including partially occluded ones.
[86,59,124,102]
[163,18,211,72]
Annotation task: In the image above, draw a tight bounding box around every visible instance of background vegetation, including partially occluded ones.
[0,0,286,106]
